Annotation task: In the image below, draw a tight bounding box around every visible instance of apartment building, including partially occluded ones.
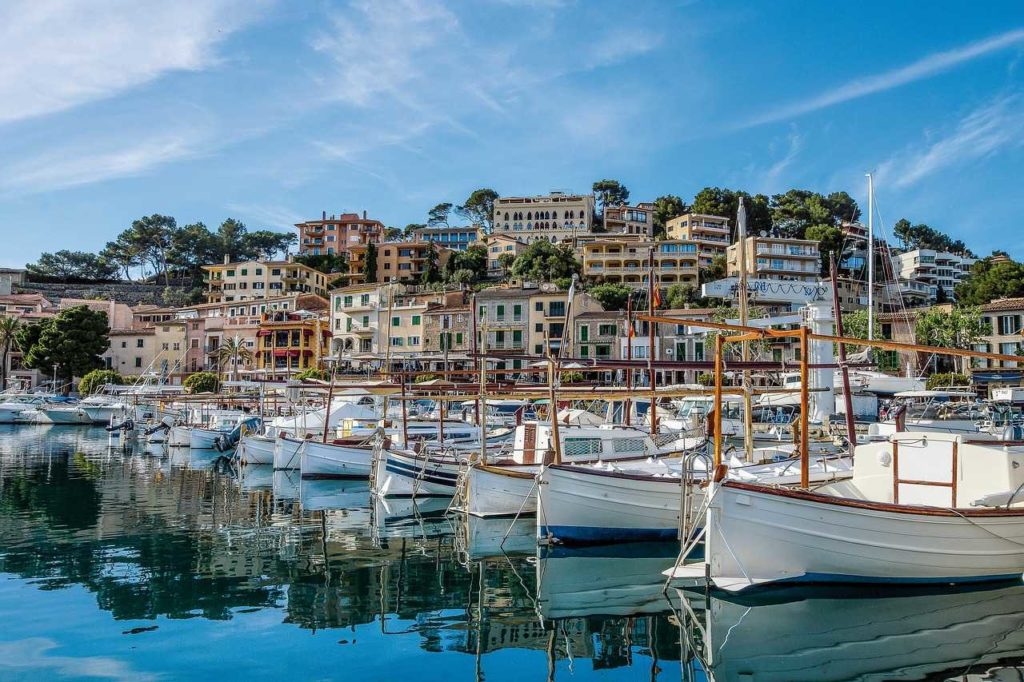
[528,286,601,357]
[412,225,483,251]
[727,236,821,282]
[255,311,331,380]
[103,321,187,380]
[602,203,654,237]
[666,213,732,268]
[476,286,532,362]
[203,257,335,303]
[972,298,1024,375]
[891,248,976,303]
[374,242,452,283]
[486,234,528,277]
[422,304,472,357]
[582,238,699,289]
[295,210,384,256]
[176,293,327,374]
[492,191,595,244]
[574,311,624,362]
[381,287,465,368]
[330,283,382,359]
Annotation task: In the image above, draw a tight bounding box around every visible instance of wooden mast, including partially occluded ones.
[321,372,335,443]
[736,198,754,462]
[546,333,562,465]
[799,325,810,488]
[647,249,657,436]
[624,294,632,426]
[830,255,857,448]
[713,334,724,467]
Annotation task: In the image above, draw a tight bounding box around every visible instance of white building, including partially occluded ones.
[891,248,976,302]
[492,191,595,244]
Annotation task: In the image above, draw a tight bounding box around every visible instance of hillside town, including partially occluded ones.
[1,183,1020,396]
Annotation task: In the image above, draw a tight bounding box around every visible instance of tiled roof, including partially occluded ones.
[982,297,1024,312]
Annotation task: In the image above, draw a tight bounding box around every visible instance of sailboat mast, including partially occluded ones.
[866,172,874,341]
[737,198,753,462]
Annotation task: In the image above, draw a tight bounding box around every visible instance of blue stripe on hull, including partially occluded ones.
[540,525,679,545]
[386,459,459,482]
[384,465,458,491]
[774,571,1024,586]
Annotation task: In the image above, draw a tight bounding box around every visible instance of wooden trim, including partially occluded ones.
[723,480,1024,517]
[952,440,959,508]
[891,441,900,504]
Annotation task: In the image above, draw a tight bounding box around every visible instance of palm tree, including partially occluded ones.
[0,317,20,392]
[215,335,253,383]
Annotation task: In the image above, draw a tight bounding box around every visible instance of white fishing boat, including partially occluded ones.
[372,447,465,497]
[676,432,1024,591]
[868,389,986,438]
[461,422,701,515]
[684,581,1024,682]
[299,438,375,479]
[273,433,306,470]
[537,451,852,545]
[237,433,276,465]
[167,425,192,447]
[189,413,249,449]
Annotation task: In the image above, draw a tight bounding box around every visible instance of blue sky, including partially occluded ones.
[1,0,1023,267]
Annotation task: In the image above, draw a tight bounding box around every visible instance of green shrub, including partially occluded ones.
[413,373,439,383]
[294,368,328,381]
[183,371,219,393]
[925,372,971,390]
[78,369,123,395]
[696,373,714,387]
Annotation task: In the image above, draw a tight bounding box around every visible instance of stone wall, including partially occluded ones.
[14,281,190,307]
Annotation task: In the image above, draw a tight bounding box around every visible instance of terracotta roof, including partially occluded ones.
[982,297,1024,312]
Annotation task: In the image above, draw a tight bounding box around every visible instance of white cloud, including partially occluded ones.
[741,27,1024,128]
[0,638,157,682]
[763,131,804,185]
[0,0,268,126]
[224,203,305,230]
[876,94,1024,188]
[0,130,207,194]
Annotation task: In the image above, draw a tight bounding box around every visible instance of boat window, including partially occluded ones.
[563,438,602,458]
[612,437,646,454]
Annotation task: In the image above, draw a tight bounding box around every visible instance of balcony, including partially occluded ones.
[756,245,818,259]
[348,322,377,335]
[487,316,526,329]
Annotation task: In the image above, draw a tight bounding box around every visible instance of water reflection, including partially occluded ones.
[5,425,1024,680]
[0,426,682,680]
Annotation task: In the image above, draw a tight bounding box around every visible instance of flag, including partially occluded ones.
[627,318,635,338]
[652,276,662,308]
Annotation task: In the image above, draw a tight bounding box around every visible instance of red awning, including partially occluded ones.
[256,330,271,337]
[273,349,290,357]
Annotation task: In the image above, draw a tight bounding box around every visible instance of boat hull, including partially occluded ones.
[465,464,538,517]
[373,448,463,497]
[300,439,373,479]
[37,408,91,424]
[704,481,1024,590]
[538,464,691,544]
[168,425,191,447]
[238,434,276,465]
[274,435,306,470]
[189,427,228,450]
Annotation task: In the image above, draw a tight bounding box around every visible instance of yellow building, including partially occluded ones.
[582,238,699,289]
[727,236,820,282]
[203,257,336,304]
[666,213,731,268]
[255,311,331,380]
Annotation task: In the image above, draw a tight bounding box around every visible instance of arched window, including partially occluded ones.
[526,212,532,220]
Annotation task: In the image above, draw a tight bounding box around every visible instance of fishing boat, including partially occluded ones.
[189,413,251,449]
[237,433,276,465]
[34,399,92,425]
[675,432,1024,591]
[537,450,852,545]
[298,437,375,479]
[461,422,701,515]
[78,394,131,424]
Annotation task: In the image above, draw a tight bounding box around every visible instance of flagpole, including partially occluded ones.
[624,293,633,426]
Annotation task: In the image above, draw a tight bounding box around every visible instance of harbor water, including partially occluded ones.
[2,425,1024,680]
